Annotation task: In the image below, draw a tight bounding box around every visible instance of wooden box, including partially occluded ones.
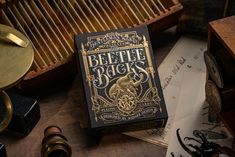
[0,0,183,91]
[205,16,235,136]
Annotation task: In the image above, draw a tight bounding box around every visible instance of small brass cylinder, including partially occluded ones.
[41,126,72,157]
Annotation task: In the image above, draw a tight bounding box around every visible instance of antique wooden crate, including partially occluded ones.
[205,16,235,136]
[0,0,183,90]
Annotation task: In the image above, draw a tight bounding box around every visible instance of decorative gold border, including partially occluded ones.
[82,31,162,123]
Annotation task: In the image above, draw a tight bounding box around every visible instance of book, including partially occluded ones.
[75,26,167,133]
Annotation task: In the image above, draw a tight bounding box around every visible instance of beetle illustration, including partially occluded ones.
[175,129,234,157]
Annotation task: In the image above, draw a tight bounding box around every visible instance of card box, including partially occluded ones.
[75,26,168,133]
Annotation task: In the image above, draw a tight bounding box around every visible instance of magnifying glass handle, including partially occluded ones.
[0,90,13,133]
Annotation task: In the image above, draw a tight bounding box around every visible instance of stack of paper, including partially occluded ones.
[125,36,233,155]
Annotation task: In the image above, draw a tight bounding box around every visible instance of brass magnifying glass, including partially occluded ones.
[0,24,34,133]
[0,91,13,133]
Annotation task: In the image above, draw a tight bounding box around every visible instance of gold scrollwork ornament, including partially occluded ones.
[116,90,137,115]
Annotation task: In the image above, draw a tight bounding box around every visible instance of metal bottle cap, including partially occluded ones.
[0,24,34,133]
[0,24,34,90]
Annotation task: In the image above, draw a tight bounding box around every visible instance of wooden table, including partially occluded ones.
[0,28,180,157]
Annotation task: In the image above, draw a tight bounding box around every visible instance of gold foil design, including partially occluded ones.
[111,72,143,115]
[81,31,162,124]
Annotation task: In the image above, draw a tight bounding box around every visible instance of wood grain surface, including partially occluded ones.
[0,27,180,157]
[209,15,235,58]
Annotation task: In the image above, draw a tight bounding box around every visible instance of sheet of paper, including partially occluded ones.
[166,71,233,157]
[125,36,208,147]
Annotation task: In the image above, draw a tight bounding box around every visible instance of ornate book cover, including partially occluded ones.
[75,26,167,132]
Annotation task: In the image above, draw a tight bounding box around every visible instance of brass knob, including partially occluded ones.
[0,90,13,133]
[41,126,72,157]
